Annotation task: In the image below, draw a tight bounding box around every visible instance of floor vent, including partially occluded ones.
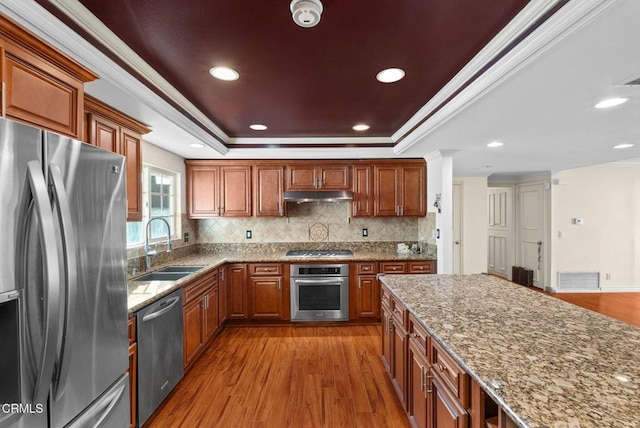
[557,272,600,291]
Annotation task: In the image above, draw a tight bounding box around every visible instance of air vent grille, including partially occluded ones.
[557,272,600,291]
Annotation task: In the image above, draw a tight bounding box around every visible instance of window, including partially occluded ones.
[127,165,181,247]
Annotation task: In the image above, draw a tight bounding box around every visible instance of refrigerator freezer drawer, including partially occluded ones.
[65,373,129,428]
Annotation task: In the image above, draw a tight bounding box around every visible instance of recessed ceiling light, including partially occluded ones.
[613,143,634,149]
[482,165,493,169]
[594,97,628,109]
[209,66,239,81]
[189,143,205,149]
[250,124,268,131]
[376,68,405,83]
[487,141,504,148]
[352,124,370,131]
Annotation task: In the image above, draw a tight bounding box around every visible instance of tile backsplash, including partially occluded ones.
[198,202,425,243]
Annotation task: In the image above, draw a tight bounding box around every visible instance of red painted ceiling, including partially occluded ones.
[46,0,531,139]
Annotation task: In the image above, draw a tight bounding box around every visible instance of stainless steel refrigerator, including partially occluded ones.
[0,117,129,427]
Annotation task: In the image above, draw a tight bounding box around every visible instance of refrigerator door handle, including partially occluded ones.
[142,296,181,323]
[20,160,62,406]
[49,163,78,402]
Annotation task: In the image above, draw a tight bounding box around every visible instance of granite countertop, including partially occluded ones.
[378,273,640,428]
[128,251,436,312]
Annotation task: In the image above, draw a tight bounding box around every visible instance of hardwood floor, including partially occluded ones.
[147,324,410,428]
[549,292,640,327]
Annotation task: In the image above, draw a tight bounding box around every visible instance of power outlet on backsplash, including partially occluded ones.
[184,232,189,243]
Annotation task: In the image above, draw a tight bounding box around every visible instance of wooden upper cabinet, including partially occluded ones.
[352,164,373,217]
[220,166,252,217]
[254,165,285,217]
[373,161,426,217]
[285,162,351,190]
[84,96,149,222]
[185,161,252,218]
[0,15,97,138]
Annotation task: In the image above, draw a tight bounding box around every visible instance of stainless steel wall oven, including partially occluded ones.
[290,264,349,321]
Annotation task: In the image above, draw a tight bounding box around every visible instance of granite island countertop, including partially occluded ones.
[379,273,640,428]
[128,251,435,312]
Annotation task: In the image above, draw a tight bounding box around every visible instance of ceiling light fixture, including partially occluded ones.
[290,0,323,28]
[209,66,239,81]
[376,68,405,83]
[594,97,628,109]
[189,143,205,149]
[352,124,370,131]
[613,143,634,149]
[487,141,504,148]
[250,124,268,131]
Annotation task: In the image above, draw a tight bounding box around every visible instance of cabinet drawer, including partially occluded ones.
[408,261,435,274]
[391,296,407,330]
[183,271,218,304]
[357,262,378,275]
[431,340,470,407]
[380,262,406,274]
[128,317,136,345]
[250,263,282,276]
[408,314,429,355]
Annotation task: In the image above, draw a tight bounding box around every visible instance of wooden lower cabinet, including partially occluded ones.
[432,373,469,428]
[381,304,393,373]
[392,320,408,407]
[249,276,283,319]
[228,264,249,320]
[218,266,228,325]
[408,339,429,428]
[182,271,220,370]
[356,275,379,319]
[127,317,137,428]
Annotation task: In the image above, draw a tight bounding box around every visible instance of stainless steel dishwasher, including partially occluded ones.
[136,288,184,426]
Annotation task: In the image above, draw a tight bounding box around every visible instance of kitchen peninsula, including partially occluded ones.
[379,273,640,428]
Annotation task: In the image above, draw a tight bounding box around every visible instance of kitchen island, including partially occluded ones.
[379,273,640,428]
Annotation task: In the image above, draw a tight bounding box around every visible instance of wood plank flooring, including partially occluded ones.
[549,292,640,327]
[147,324,410,428]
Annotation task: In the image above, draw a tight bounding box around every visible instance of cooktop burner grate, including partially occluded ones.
[285,249,353,258]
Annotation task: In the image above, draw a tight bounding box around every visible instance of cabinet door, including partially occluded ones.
[400,164,426,216]
[128,342,137,428]
[352,165,373,217]
[374,165,400,216]
[381,305,393,373]
[86,113,120,153]
[183,298,205,368]
[203,286,219,342]
[408,339,430,428]
[121,129,143,221]
[319,165,351,190]
[187,165,220,218]
[254,166,285,217]
[285,164,317,190]
[249,277,283,319]
[431,374,469,428]
[356,275,379,319]
[3,48,83,138]
[218,266,228,325]
[228,264,248,319]
[392,323,407,409]
[221,166,252,216]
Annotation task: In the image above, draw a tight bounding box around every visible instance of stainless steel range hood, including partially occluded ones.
[283,190,353,203]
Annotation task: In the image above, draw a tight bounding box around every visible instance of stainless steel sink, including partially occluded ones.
[133,272,193,281]
[156,266,205,273]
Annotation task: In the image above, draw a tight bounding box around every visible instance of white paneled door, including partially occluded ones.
[517,182,545,288]
[487,187,513,279]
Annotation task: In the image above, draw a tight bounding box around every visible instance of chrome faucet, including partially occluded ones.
[144,217,172,271]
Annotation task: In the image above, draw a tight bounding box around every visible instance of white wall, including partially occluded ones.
[455,177,488,273]
[550,164,640,291]
[426,151,454,273]
[142,141,187,212]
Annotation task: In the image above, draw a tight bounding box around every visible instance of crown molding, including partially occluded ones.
[229,136,392,145]
[393,0,618,154]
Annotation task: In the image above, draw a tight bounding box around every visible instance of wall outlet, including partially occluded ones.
[362,228,368,237]
[246,230,252,239]
[432,229,440,239]
[184,232,189,243]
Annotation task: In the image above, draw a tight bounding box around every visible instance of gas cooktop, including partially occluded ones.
[285,249,354,258]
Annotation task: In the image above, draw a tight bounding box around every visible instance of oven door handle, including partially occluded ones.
[294,279,344,284]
